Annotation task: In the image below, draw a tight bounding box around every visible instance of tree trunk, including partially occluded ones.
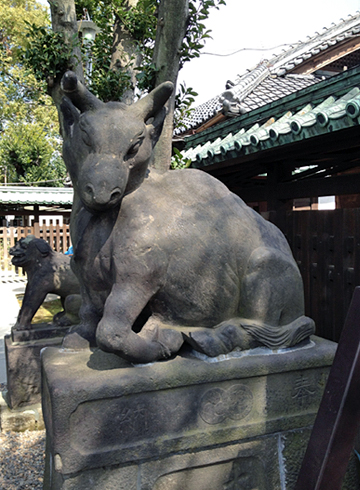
[110,0,141,105]
[47,0,84,110]
[151,0,189,172]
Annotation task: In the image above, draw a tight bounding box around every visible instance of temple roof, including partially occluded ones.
[176,12,360,136]
[181,65,360,169]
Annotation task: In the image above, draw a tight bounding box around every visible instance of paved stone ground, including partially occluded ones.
[0,416,45,488]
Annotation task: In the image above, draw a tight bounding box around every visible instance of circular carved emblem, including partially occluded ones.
[199,384,253,425]
[199,387,228,424]
[226,384,253,420]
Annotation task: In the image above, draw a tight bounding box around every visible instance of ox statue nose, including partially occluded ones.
[79,153,128,211]
[83,183,123,210]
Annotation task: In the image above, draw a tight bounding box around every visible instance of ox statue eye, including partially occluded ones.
[81,130,92,147]
[126,137,143,158]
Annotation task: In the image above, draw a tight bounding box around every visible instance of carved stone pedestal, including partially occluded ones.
[41,336,359,490]
[5,324,69,409]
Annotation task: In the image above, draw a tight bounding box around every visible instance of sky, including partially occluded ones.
[179,0,360,104]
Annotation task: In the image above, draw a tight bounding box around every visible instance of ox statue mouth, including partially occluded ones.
[83,199,122,214]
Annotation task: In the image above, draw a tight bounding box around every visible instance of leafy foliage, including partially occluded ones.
[113,0,157,42]
[0,0,66,186]
[0,0,50,106]
[23,23,79,86]
[0,121,66,186]
[0,65,64,185]
[171,147,192,170]
[0,0,51,110]
[76,0,157,45]
[0,0,49,60]
[174,82,198,134]
[181,0,226,67]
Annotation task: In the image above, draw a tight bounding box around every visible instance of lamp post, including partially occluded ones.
[77,10,100,80]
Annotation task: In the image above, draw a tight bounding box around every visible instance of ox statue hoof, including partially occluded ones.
[62,324,96,350]
[62,331,91,350]
[138,323,184,360]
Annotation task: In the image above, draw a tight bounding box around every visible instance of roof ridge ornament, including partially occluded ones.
[220,64,270,116]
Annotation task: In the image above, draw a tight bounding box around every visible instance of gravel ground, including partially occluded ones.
[0,383,45,490]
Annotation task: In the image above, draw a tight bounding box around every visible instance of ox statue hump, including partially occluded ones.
[60,71,315,363]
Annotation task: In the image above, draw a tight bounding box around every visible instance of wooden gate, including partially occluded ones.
[283,209,360,343]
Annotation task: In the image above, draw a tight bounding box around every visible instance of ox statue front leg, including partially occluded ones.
[96,284,184,364]
[63,285,103,349]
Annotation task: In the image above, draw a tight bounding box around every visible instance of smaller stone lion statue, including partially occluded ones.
[10,235,81,330]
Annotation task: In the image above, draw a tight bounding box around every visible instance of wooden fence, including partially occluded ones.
[0,224,71,281]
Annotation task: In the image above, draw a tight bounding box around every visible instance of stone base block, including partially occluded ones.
[0,390,44,432]
[41,336,359,490]
[5,323,69,409]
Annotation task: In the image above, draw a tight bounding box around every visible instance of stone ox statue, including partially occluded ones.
[60,71,315,363]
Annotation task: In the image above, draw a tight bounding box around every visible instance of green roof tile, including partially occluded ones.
[0,187,73,206]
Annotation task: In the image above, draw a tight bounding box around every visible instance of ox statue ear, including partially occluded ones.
[132,82,173,148]
[132,82,174,122]
[147,107,167,148]
[60,96,80,138]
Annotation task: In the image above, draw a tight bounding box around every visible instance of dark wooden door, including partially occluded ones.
[281,209,360,342]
